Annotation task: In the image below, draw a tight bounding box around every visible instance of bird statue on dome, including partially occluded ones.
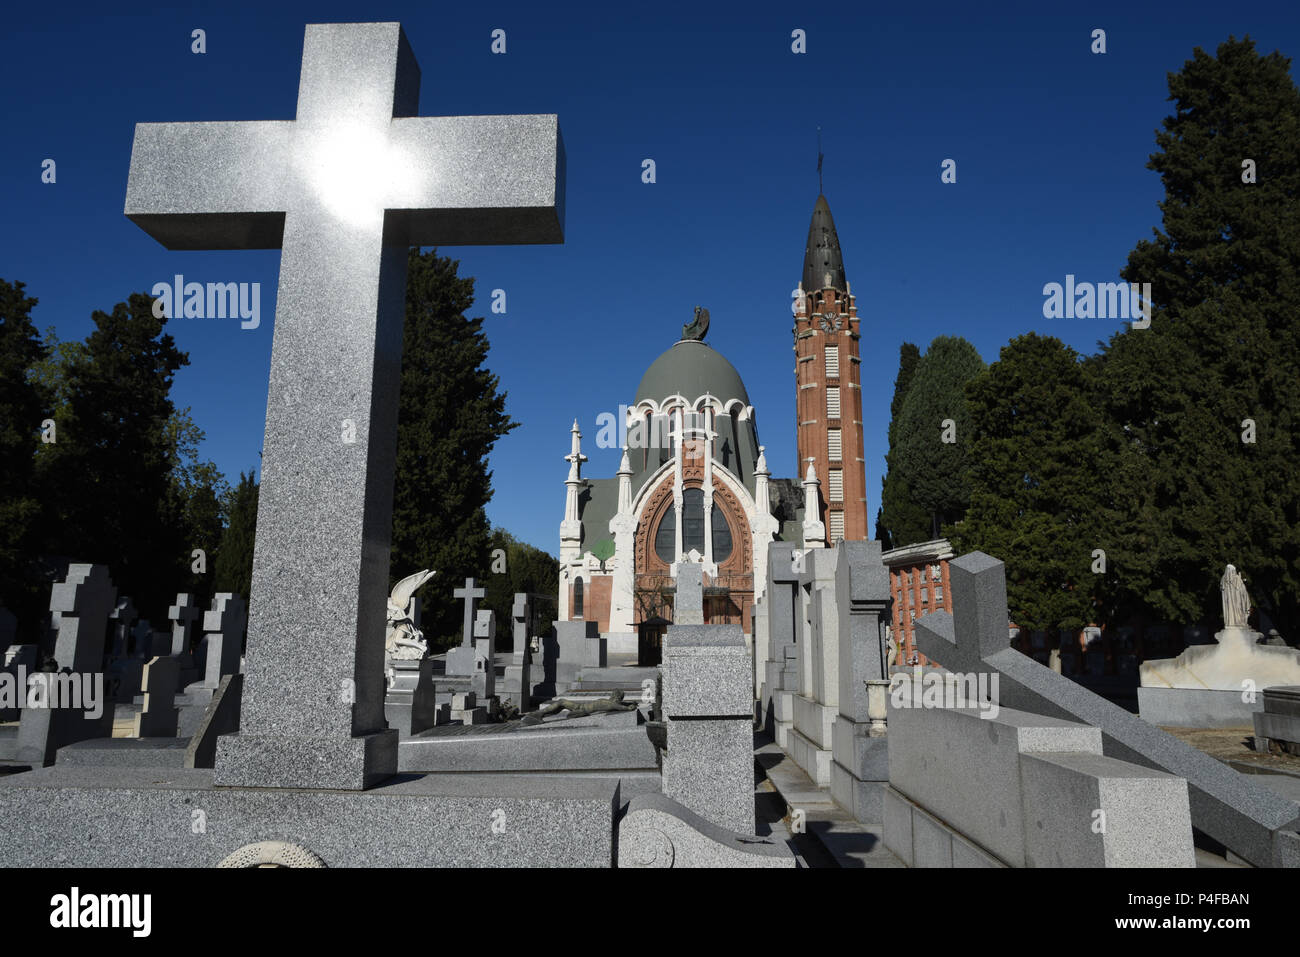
[681,305,709,342]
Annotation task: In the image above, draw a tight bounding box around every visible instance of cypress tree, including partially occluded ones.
[390,250,518,649]
[877,341,929,548]
[891,336,986,541]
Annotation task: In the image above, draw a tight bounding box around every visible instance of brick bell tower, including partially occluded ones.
[793,193,868,543]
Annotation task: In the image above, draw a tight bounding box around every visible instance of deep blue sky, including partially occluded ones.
[5,1,1299,553]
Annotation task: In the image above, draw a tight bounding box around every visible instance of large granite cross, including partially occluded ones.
[914,551,1300,867]
[125,22,563,790]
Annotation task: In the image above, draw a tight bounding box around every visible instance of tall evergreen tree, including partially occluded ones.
[891,336,986,541]
[0,280,51,635]
[876,341,929,548]
[1100,36,1300,635]
[956,334,1107,630]
[390,250,518,648]
[34,292,190,614]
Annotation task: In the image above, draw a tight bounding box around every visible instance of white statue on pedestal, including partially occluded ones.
[1140,564,1300,690]
[386,569,436,660]
[1221,564,1250,629]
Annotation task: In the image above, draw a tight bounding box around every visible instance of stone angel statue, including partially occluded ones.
[386,569,437,660]
[681,305,709,342]
[1220,564,1251,630]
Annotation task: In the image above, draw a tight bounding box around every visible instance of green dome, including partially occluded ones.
[634,339,751,406]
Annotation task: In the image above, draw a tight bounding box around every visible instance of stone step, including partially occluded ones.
[755,737,904,869]
[399,723,658,773]
[55,737,190,769]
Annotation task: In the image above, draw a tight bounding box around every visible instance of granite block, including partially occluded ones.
[912,805,953,867]
[55,738,189,769]
[951,831,1006,868]
[788,727,832,787]
[1263,685,1300,717]
[661,624,750,717]
[830,761,885,824]
[831,715,889,781]
[1137,687,1263,729]
[0,767,614,867]
[882,785,914,866]
[1020,751,1195,867]
[399,724,656,773]
[213,729,397,790]
[185,674,241,769]
[792,693,835,749]
[887,702,1101,867]
[663,719,753,836]
[1254,711,1300,752]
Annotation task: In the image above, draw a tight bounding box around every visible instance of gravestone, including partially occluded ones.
[177,594,248,736]
[168,593,201,667]
[1254,686,1300,757]
[472,609,497,700]
[109,597,138,659]
[445,579,486,678]
[15,565,117,766]
[118,20,568,791]
[675,562,704,625]
[762,543,802,749]
[133,656,180,737]
[789,547,841,786]
[502,593,533,710]
[830,541,893,824]
[662,623,755,835]
[200,595,247,689]
[913,551,1300,868]
[0,644,36,722]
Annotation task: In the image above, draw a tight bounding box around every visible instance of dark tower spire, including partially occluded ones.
[802,193,847,294]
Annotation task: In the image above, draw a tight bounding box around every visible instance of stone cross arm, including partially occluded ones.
[911,551,1010,672]
[125,24,564,250]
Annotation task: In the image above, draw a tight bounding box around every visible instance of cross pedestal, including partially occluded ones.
[124,22,563,790]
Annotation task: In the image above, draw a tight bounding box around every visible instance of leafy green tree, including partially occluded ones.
[956,334,1107,630]
[0,280,51,635]
[890,336,986,541]
[481,527,560,644]
[214,470,259,603]
[1099,35,1300,635]
[390,250,518,648]
[877,341,930,548]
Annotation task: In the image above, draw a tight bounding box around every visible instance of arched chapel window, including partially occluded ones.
[653,490,733,564]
